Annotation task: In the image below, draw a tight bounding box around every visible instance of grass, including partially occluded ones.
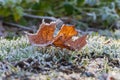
[0,35,120,80]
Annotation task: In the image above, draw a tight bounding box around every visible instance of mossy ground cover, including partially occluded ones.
[0,35,120,80]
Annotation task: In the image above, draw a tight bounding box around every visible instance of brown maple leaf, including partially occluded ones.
[26,20,87,51]
[26,21,56,47]
[53,24,78,48]
[64,35,87,50]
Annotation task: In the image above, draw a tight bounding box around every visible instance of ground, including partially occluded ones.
[0,34,120,80]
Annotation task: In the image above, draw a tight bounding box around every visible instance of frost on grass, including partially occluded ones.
[81,36,120,58]
[0,36,120,80]
[0,36,120,61]
[0,37,29,60]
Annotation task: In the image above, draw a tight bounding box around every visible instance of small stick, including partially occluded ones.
[3,22,33,32]
[23,13,57,21]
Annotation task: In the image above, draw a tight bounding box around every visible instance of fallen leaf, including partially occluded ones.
[53,24,78,48]
[26,20,87,51]
[64,35,87,50]
[26,21,56,47]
